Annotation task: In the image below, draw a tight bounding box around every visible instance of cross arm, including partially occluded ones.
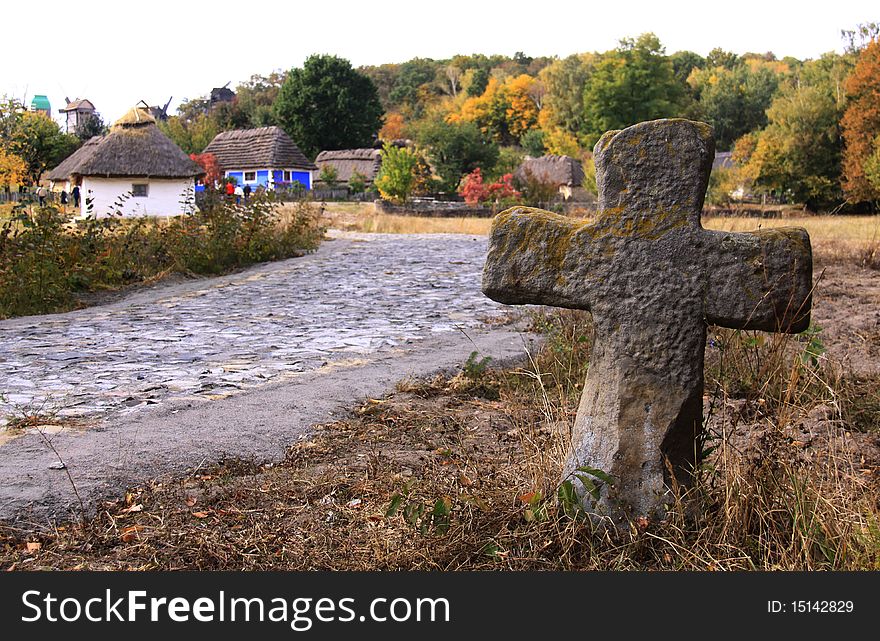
[703,227,812,333]
[482,208,593,310]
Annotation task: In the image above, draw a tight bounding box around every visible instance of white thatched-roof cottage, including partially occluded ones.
[48,106,203,217]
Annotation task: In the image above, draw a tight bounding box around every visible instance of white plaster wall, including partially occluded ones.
[81,177,195,217]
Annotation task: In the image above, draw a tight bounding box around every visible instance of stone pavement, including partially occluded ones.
[1,231,507,427]
[0,231,538,524]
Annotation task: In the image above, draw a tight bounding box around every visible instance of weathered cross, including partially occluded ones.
[483,119,813,520]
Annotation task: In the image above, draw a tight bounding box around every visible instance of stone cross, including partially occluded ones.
[482,119,812,521]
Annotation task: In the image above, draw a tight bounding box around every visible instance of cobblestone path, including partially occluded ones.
[0,232,505,427]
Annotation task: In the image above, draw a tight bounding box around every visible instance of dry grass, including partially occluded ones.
[316,203,880,264]
[311,200,494,236]
[2,310,878,571]
[704,215,880,269]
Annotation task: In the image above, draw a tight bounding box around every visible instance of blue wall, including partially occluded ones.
[228,169,311,189]
[292,171,311,189]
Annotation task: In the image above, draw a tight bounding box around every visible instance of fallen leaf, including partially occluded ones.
[192,511,210,519]
[120,526,142,543]
[184,496,197,507]
[119,503,143,514]
[457,473,473,487]
[26,542,41,553]
[518,491,538,504]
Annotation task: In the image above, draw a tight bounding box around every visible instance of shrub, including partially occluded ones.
[0,192,325,318]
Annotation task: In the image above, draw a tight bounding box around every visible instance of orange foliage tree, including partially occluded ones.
[841,39,880,202]
[455,75,540,145]
[379,112,406,142]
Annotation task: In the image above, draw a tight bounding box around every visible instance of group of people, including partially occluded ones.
[19,184,81,208]
[224,181,254,204]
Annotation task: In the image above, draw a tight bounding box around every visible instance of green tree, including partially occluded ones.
[375,143,419,203]
[520,129,546,157]
[235,71,286,127]
[689,63,780,150]
[669,50,705,85]
[538,54,594,142]
[74,112,107,141]
[415,117,499,192]
[742,82,844,209]
[582,33,687,146]
[389,58,440,116]
[275,54,383,158]
[0,107,79,183]
[318,164,339,188]
[158,112,220,155]
[348,170,367,193]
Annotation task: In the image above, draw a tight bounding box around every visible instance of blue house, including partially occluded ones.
[202,126,316,190]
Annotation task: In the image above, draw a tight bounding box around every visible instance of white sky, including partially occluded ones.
[1,0,875,124]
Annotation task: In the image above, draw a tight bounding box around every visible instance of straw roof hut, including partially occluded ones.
[514,154,587,201]
[203,126,316,190]
[48,106,202,217]
[514,155,585,187]
[314,148,383,186]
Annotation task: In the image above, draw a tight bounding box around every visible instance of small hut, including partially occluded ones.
[514,154,586,200]
[314,149,383,188]
[48,106,203,217]
[203,126,316,190]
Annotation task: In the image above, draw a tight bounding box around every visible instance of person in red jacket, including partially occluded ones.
[225,181,235,199]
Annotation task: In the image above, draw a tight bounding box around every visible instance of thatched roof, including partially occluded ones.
[47,107,202,180]
[514,155,585,187]
[47,136,102,182]
[203,126,316,171]
[314,148,383,184]
[713,151,735,171]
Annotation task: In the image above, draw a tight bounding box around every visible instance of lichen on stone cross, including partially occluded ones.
[482,118,813,522]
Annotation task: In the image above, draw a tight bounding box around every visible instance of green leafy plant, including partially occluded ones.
[386,481,452,535]
[463,350,492,380]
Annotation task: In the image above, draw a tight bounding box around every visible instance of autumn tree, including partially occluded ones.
[582,33,687,146]
[190,153,221,187]
[275,54,383,158]
[841,38,880,203]
[0,148,27,186]
[379,112,406,142]
[0,103,79,183]
[456,74,540,145]
[375,143,419,203]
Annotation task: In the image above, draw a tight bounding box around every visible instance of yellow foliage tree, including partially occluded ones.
[454,75,539,144]
[0,148,27,186]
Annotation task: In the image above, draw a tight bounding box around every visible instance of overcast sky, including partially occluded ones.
[1,0,874,124]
